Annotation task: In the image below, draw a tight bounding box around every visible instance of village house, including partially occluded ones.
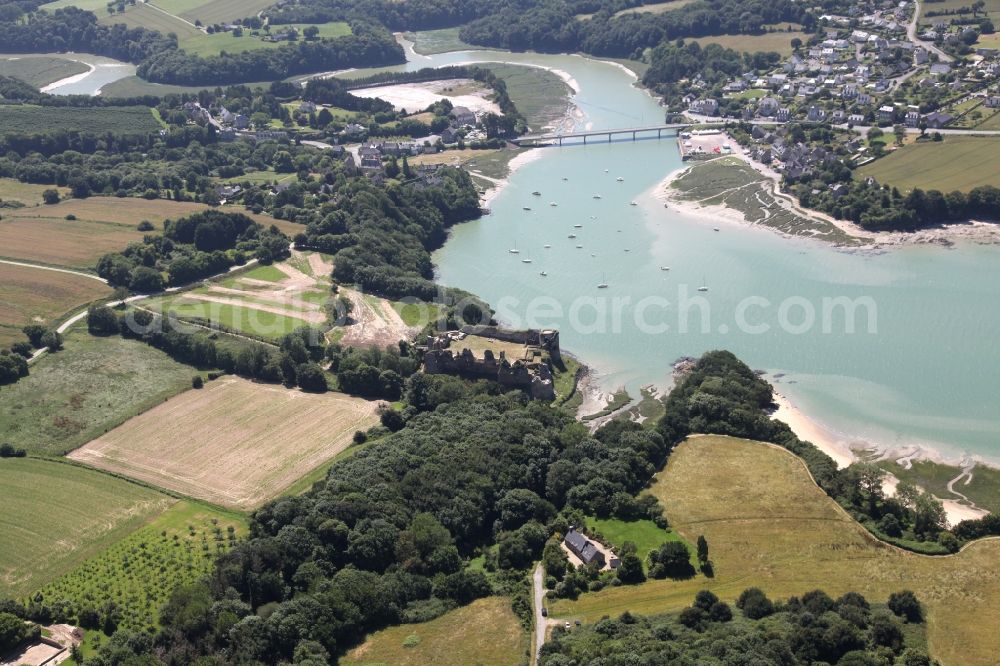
[923,111,953,129]
[878,105,896,122]
[688,98,719,116]
[449,105,476,126]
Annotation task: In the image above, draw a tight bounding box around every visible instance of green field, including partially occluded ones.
[0,105,160,136]
[38,0,109,12]
[100,3,202,39]
[480,64,572,132]
[101,76,273,98]
[0,457,173,597]
[550,435,1000,666]
[0,326,199,456]
[32,501,246,630]
[343,597,527,666]
[178,22,351,58]
[406,27,480,55]
[0,56,88,88]
[690,31,807,56]
[856,136,1000,192]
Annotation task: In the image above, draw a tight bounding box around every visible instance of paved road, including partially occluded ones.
[531,563,555,665]
[907,1,953,63]
[0,259,106,283]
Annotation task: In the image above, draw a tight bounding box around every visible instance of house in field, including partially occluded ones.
[563,527,617,568]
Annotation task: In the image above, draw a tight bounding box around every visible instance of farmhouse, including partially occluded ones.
[562,527,620,569]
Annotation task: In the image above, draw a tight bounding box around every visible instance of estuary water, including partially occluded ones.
[378,45,1000,466]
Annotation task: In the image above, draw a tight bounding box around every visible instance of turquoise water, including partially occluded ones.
[396,46,1000,465]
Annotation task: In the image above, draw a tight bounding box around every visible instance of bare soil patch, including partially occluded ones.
[68,377,381,509]
[338,288,419,348]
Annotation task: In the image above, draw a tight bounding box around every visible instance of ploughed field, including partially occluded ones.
[0,105,161,135]
[551,435,1000,666]
[68,376,381,509]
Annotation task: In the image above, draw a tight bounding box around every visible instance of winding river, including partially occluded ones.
[21,40,1000,465]
[379,41,1000,467]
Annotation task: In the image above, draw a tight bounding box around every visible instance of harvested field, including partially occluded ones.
[69,376,381,509]
[0,457,173,596]
[0,262,110,345]
[0,216,151,269]
[344,597,527,666]
[551,435,1000,666]
[98,3,202,39]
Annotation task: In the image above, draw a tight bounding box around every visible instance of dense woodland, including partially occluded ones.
[540,588,935,665]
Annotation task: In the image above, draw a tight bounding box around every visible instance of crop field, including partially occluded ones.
[343,597,527,666]
[32,501,245,630]
[0,56,88,88]
[0,106,160,136]
[162,0,276,25]
[689,32,807,56]
[99,3,202,40]
[0,457,173,597]
[178,22,352,58]
[0,178,70,207]
[856,137,1000,192]
[0,216,154,269]
[550,435,1000,666]
[0,327,197,456]
[146,255,333,340]
[38,0,108,12]
[69,376,381,509]
[0,262,110,345]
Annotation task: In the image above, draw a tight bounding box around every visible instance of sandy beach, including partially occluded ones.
[350,79,502,115]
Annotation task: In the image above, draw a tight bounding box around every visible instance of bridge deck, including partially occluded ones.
[513,123,694,144]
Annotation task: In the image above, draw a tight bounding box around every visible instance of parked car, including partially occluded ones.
[541,607,548,617]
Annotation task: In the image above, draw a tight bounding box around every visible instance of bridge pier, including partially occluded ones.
[608,133,612,142]
[633,131,636,141]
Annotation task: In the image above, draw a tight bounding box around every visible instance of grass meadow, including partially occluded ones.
[343,597,527,666]
[879,459,1000,515]
[99,3,202,39]
[69,376,381,509]
[550,435,1000,666]
[0,457,173,597]
[178,22,352,57]
[32,501,246,631]
[0,262,110,346]
[0,178,71,207]
[0,56,88,88]
[0,326,197,455]
[857,137,1000,192]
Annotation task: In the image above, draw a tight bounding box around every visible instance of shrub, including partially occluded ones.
[65,214,76,220]
[736,587,775,619]
[888,590,923,623]
[40,330,62,351]
[87,305,121,336]
[352,430,368,445]
[192,376,204,389]
[42,189,60,204]
[137,220,155,232]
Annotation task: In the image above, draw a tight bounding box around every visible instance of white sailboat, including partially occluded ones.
[697,276,709,292]
[597,273,608,289]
